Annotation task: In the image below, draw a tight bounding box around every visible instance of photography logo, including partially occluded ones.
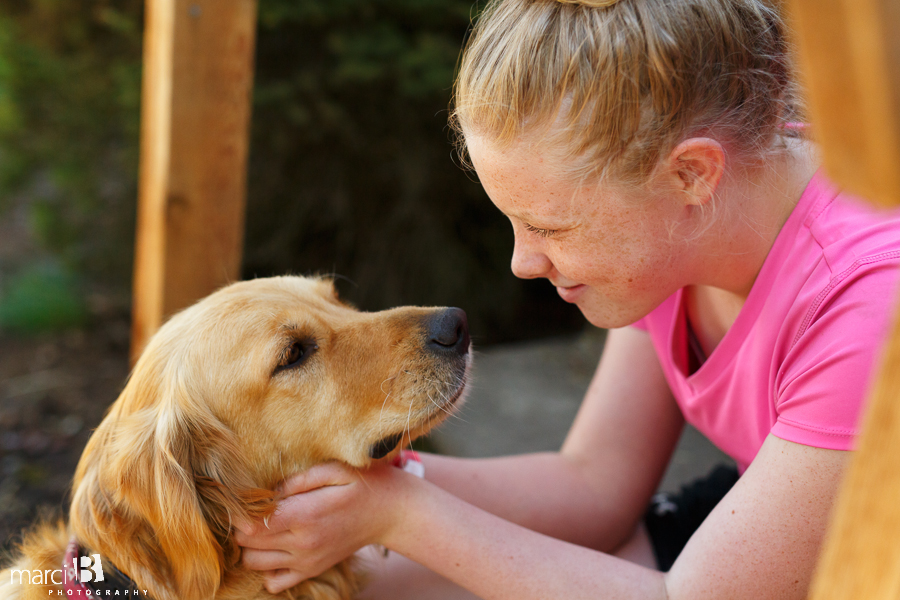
[10,549,150,596]
[72,553,105,583]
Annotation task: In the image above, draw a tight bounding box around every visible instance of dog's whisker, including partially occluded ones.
[380,374,399,395]
[379,372,405,424]
[405,392,416,453]
[278,451,288,487]
[427,390,455,417]
[356,469,377,494]
[436,388,470,424]
[379,392,393,426]
[413,373,469,422]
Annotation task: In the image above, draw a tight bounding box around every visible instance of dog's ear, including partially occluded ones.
[70,357,275,599]
[187,403,278,580]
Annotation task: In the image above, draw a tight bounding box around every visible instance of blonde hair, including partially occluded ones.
[452,0,796,184]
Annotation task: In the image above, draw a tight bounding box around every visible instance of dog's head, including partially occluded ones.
[68,276,470,599]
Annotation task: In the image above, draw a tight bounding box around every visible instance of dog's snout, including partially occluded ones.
[426,308,470,355]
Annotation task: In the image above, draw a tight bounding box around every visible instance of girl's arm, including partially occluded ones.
[241,433,846,600]
[238,327,848,599]
[417,326,685,552]
[376,434,847,600]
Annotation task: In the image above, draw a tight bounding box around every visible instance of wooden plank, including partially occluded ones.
[785,0,900,598]
[787,0,900,208]
[131,0,258,363]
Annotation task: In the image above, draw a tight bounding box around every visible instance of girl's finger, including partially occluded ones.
[241,548,298,572]
[232,515,256,536]
[279,462,355,496]
[264,569,307,595]
[234,528,298,551]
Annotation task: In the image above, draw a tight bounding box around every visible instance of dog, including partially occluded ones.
[0,275,470,600]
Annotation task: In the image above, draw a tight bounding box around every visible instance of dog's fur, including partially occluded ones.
[0,276,470,600]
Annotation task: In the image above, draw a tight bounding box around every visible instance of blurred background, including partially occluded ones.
[0,0,595,552]
[0,0,589,340]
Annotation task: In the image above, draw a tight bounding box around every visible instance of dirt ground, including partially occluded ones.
[0,314,132,554]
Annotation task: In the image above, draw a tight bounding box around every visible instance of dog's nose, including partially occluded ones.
[426,308,470,355]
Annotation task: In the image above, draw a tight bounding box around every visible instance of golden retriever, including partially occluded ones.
[0,275,470,600]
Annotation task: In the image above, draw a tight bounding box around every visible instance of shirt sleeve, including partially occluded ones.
[772,260,900,450]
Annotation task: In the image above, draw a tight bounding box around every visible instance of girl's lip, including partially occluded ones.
[556,284,586,302]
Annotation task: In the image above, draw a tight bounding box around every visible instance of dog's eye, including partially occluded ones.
[276,340,318,373]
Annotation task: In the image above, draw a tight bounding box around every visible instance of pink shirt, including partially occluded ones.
[634,171,900,473]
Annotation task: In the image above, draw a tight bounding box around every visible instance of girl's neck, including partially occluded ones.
[685,137,820,355]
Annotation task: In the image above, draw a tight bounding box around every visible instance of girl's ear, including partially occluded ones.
[666,137,726,206]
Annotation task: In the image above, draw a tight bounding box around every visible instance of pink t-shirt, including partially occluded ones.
[634,171,900,473]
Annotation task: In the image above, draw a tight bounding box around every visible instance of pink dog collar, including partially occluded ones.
[63,539,95,596]
[391,449,424,478]
[63,538,148,597]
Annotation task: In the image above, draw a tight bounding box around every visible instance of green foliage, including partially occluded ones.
[0,0,142,282]
[0,20,20,137]
[0,0,584,342]
[0,261,87,334]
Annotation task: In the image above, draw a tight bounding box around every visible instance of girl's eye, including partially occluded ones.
[523,222,558,238]
[276,340,318,373]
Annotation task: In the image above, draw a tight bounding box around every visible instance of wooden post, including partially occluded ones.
[131,0,258,364]
[785,0,900,598]
[787,0,900,207]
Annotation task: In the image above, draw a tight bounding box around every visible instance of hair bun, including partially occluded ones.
[555,0,620,7]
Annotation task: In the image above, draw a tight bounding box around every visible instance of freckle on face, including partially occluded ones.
[467,133,687,328]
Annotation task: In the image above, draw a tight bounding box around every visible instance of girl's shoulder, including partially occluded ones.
[800,172,900,268]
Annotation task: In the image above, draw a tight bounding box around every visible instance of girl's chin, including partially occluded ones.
[577,297,648,330]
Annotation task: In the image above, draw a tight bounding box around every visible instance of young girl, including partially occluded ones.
[237,1,900,598]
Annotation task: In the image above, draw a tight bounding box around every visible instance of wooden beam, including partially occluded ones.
[785,0,900,598]
[131,0,258,363]
[787,0,900,208]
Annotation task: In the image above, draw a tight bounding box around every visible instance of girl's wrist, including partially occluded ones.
[379,468,439,551]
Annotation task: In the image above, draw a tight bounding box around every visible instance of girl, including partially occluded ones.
[237,1,900,598]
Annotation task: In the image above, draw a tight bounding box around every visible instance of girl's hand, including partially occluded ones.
[235,461,412,594]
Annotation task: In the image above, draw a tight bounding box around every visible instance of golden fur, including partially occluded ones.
[0,276,470,599]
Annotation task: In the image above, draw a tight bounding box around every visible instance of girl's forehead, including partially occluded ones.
[466,130,612,190]
[466,134,566,186]
[468,133,667,230]
[467,134,611,220]
[469,137,561,191]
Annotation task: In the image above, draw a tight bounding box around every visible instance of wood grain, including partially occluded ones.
[131,0,258,363]
[787,0,900,208]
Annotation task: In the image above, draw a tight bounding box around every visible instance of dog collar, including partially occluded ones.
[391,449,424,478]
[64,538,149,598]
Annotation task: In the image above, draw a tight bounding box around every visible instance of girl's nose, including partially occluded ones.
[510,234,553,280]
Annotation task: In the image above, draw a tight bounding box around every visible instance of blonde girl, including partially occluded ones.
[237,1,900,598]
